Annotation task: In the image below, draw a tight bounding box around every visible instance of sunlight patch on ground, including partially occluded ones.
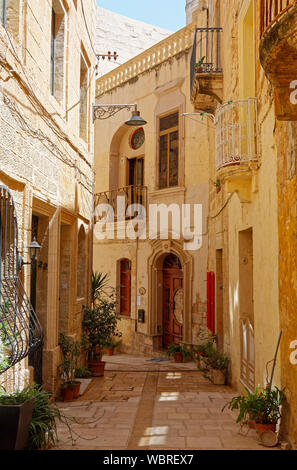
[166,372,182,380]
[158,392,180,401]
[138,427,169,446]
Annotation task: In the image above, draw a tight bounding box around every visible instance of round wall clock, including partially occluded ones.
[130,127,145,150]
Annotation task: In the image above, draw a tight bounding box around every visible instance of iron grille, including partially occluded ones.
[0,185,43,375]
[190,27,223,95]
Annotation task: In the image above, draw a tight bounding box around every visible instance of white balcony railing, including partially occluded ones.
[215,98,258,171]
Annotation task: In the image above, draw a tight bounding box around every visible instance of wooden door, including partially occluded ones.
[162,255,183,349]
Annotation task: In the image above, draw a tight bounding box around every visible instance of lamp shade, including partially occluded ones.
[29,237,41,261]
[125,110,147,127]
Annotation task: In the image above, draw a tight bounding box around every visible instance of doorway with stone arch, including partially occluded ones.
[162,253,184,348]
[148,241,193,351]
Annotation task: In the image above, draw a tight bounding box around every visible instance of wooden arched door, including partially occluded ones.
[162,254,183,348]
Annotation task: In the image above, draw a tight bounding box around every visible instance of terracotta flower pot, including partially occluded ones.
[62,387,74,402]
[73,381,81,399]
[174,352,183,363]
[106,349,114,356]
[211,369,226,385]
[255,423,277,436]
[89,360,106,377]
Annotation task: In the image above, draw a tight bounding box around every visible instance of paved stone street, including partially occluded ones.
[53,355,276,450]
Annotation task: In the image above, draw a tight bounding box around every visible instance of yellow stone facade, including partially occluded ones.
[0,0,96,394]
[94,21,211,356]
[94,0,297,449]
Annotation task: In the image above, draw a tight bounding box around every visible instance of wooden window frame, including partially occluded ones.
[119,259,131,317]
[158,110,179,190]
[126,155,145,187]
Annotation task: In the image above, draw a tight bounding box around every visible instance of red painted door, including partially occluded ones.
[162,255,183,349]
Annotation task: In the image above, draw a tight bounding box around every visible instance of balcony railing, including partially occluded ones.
[215,98,258,171]
[94,185,148,223]
[260,0,297,36]
[0,185,43,376]
[190,27,223,95]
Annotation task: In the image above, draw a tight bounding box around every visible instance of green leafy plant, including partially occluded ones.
[195,56,206,70]
[222,385,286,425]
[58,333,81,389]
[91,272,110,307]
[75,367,91,379]
[25,384,61,450]
[0,300,17,371]
[105,338,122,351]
[206,347,230,372]
[82,273,122,362]
[166,343,192,360]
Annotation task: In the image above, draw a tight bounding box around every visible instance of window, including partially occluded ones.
[120,259,131,316]
[79,52,89,141]
[128,157,144,187]
[159,112,179,189]
[50,1,66,102]
[0,1,20,39]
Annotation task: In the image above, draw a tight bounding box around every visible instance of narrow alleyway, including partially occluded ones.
[54,355,275,451]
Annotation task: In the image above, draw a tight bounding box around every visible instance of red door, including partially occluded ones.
[162,254,183,349]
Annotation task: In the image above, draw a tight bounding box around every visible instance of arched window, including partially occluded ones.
[77,226,86,299]
[119,259,131,316]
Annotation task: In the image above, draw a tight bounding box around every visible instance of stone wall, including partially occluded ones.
[0,0,96,394]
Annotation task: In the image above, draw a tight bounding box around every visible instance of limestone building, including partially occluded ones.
[190,0,296,449]
[96,7,172,76]
[0,0,96,394]
[94,11,210,355]
[94,0,297,449]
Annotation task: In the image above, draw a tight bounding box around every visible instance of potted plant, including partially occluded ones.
[25,384,61,450]
[193,343,212,371]
[75,366,92,379]
[58,333,82,401]
[0,385,35,450]
[82,272,122,376]
[166,343,192,363]
[206,347,230,385]
[213,178,222,193]
[222,385,285,436]
[105,338,121,356]
[195,56,206,73]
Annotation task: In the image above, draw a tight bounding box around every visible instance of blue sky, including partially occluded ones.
[97,0,186,32]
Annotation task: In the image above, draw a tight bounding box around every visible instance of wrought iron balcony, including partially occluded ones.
[94,185,148,223]
[214,99,260,202]
[190,27,223,112]
[215,98,258,172]
[0,185,43,376]
[260,0,297,120]
[260,0,296,36]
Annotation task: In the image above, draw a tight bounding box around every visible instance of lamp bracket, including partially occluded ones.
[93,103,137,122]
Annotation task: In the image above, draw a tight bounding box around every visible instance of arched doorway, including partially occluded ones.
[162,254,183,348]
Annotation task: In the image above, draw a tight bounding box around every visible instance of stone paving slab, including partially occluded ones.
[52,354,280,451]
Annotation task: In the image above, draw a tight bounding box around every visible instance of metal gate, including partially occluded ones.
[0,185,43,376]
